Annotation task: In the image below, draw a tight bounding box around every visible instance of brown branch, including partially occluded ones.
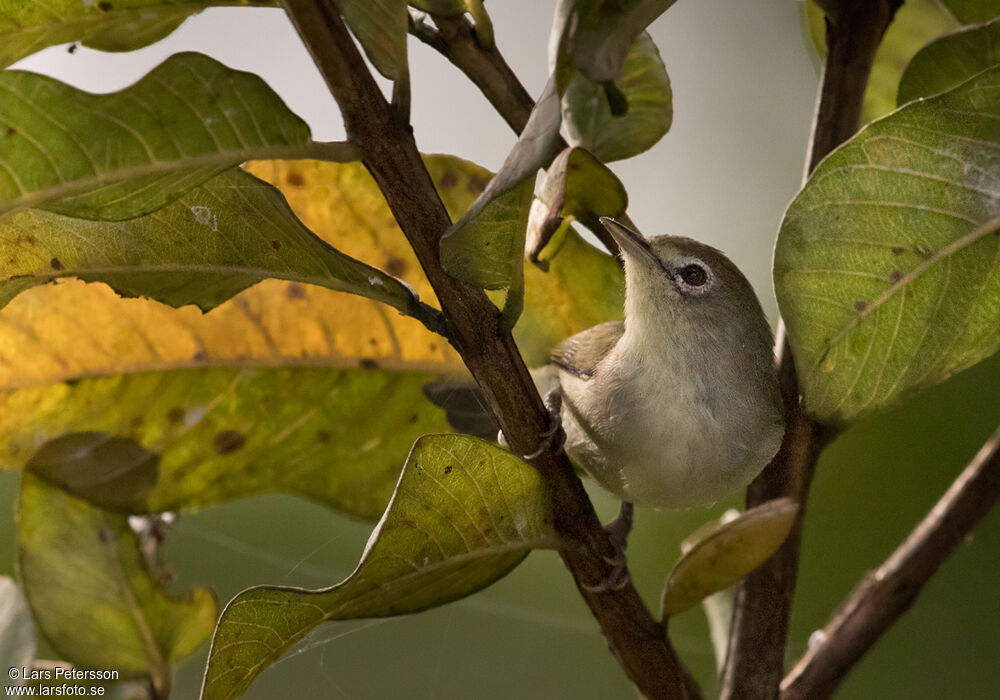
[410,12,623,258]
[719,2,901,697]
[281,2,700,697]
[780,424,1000,700]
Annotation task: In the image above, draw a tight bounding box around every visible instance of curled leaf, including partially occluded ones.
[661,498,798,617]
[200,434,558,700]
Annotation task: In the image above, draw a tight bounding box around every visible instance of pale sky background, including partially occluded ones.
[13,0,819,321]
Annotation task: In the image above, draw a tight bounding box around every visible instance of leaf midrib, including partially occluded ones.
[810,215,1000,370]
[0,141,359,215]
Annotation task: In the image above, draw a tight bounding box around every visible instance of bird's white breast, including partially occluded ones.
[556,335,782,509]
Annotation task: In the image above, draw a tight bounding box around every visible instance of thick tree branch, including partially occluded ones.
[281,2,700,697]
[780,424,1000,700]
[720,2,900,697]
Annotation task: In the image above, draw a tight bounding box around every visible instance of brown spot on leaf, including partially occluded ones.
[890,270,903,283]
[270,240,281,251]
[5,127,15,136]
[317,430,331,444]
[428,343,438,352]
[285,282,307,300]
[854,300,867,312]
[444,465,452,475]
[286,171,305,187]
[166,407,184,424]
[98,1,113,10]
[439,171,458,189]
[408,414,419,424]
[467,174,489,193]
[384,256,408,277]
[97,528,110,543]
[359,358,379,369]
[214,430,246,455]
[368,337,377,346]
[50,257,64,271]
[891,246,905,255]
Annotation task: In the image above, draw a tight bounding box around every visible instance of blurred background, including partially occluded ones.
[1,1,998,698]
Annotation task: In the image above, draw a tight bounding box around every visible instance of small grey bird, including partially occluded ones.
[427,218,784,511]
[537,218,785,509]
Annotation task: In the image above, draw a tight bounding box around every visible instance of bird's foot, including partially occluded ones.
[521,388,565,460]
[582,502,634,593]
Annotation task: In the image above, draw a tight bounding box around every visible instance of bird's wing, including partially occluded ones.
[550,320,624,379]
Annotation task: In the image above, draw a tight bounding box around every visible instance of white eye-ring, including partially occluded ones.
[674,258,714,296]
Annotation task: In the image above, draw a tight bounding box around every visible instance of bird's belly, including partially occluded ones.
[560,372,778,509]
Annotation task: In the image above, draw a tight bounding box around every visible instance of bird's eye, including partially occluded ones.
[679,264,708,287]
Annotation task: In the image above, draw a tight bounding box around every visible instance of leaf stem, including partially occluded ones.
[281,2,700,697]
[719,2,901,697]
[780,423,1000,700]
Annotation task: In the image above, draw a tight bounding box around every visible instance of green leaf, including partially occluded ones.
[546,147,628,220]
[661,499,798,617]
[526,147,627,257]
[940,0,1000,24]
[3,368,453,519]
[0,167,430,325]
[0,577,36,680]
[26,432,158,512]
[774,67,1000,423]
[200,434,558,700]
[551,0,676,85]
[0,51,351,220]
[18,471,216,694]
[440,77,561,290]
[339,0,408,81]
[563,32,672,162]
[0,1,272,68]
[898,19,1000,106]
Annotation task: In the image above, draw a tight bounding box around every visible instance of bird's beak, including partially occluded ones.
[600,217,663,271]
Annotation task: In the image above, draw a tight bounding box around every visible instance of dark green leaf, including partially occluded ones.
[200,434,558,700]
[661,499,798,617]
[0,1,273,69]
[0,577,35,679]
[0,52,351,220]
[552,0,676,85]
[940,0,1000,24]
[898,19,1000,105]
[26,432,158,512]
[440,77,561,290]
[563,32,672,162]
[18,472,216,694]
[339,0,408,81]
[774,67,1000,422]
[0,167,427,323]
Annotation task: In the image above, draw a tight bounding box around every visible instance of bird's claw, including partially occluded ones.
[522,388,565,460]
[582,502,634,593]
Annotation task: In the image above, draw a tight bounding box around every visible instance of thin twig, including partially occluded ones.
[281,2,701,697]
[410,12,623,258]
[780,424,1000,700]
[719,2,901,697]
